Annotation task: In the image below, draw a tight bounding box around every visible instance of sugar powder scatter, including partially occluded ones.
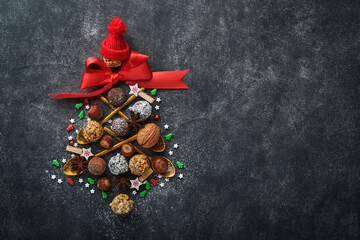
[128,101,152,120]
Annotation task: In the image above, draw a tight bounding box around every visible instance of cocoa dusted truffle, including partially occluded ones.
[111,117,130,137]
[88,157,106,175]
[110,194,134,214]
[107,88,126,107]
[82,120,104,143]
[129,154,150,175]
[128,101,152,120]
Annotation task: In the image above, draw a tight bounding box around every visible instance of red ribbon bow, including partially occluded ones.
[50,51,189,99]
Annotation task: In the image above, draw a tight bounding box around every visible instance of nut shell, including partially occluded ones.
[88,104,103,120]
[129,154,150,175]
[88,157,106,175]
[97,177,111,191]
[107,88,126,107]
[137,123,161,148]
[110,194,134,214]
[100,135,113,149]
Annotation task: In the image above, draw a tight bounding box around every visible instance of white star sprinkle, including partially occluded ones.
[75,129,79,134]
[158,175,162,179]
[85,183,90,188]
[108,119,113,124]
[87,118,91,122]
[156,97,161,102]
[165,178,169,182]
[45,170,48,173]
[62,158,67,163]
[74,143,78,147]
[160,183,165,187]
[155,105,160,110]
[51,175,56,180]
[174,143,179,149]
[70,119,75,124]
[85,105,90,110]
[68,136,73,140]
[81,148,93,160]
[79,178,84,183]
[90,189,95,194]
[132,190,137,195]
[57,179,63,184]
[169,150,174,156]
[179,174,184,179]
[164,124,169,129]
[71,154,75,158]
[129,83,141,96]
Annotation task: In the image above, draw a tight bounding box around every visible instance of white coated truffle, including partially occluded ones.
[128,101,152,120]
[108,154,128,175]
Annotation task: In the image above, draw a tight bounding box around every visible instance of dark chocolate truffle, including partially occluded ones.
[111,117,130,137]
[88,157,106,175]
[107,88,126,107]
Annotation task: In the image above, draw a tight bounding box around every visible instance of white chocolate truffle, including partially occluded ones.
[129,101,152,120]
[108,154,128,175]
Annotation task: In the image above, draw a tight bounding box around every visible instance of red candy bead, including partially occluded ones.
[69,140,74,146]
[66,124,74,132]
[84,98,89,104]
[151,179,158,185]
[67,178,74,185]
[154,114,160,120]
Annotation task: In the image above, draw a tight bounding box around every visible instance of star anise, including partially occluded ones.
[71,156,89,175]
[127,110,145,131]
[113,174,131,191]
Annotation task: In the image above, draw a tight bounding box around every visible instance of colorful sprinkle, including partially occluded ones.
[176,161,183,169]
[67,178,74,185]
[52,160,60,167]
[102,191,108,199]
[78,110,84,119]
[75,103,83,109]
[84,98,89,104]
[151,179,158,185]
[88,178,95,184]
[165,133,173,141]
[139,190,147,197]
[145,182,151,190]
[69,140,74,146]
[66,124,74,131]
[154,114,160,120]
[151,89,157,95]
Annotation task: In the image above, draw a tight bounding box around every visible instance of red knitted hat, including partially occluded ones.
[100,17,130,61]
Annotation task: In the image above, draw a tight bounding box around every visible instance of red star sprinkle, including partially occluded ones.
[151,179,158,185]
[67,178,74,185]
[69,140,74,146]
[66,124,74,131]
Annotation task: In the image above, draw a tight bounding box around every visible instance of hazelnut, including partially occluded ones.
[97,177,111,191]
[121,143,135,157]
[107,88,126,107]
[100,135,112,149]
[88,104,103,120]
[88,157,106,175]
[152,157,169,174]
[137,123,161,149]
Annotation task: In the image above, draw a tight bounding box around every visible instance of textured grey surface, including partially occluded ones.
[1,0,360,239]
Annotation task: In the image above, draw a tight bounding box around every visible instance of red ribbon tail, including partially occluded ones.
[49,83,113,99]
[126,70,189,89]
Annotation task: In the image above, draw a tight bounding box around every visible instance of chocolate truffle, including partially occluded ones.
[108,154,128,175]
[82,120,104,142]
[128,101,152,120]
[110,194,134,214]
[129,154,150,175]
[107,88,126,107]
[88,157,106,175]
[111,117,130,137]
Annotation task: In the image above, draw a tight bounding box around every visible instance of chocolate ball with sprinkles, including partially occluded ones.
[111,117,130,137]
[108,154,128,175]
[128,101,152,120]
[129,154,150,175]
[107,88,126,107]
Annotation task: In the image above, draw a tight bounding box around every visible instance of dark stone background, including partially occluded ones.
[1,0,359,239]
